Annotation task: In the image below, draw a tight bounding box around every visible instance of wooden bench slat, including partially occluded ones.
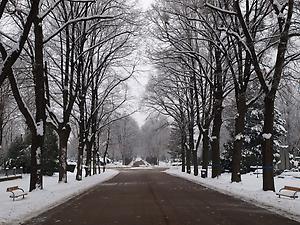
[6,186,19,192]
[284,186,300,192]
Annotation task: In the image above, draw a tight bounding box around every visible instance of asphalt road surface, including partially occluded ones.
[23,169,299,225]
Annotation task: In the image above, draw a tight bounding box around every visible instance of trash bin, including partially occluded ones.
[201,169,207,178]
[67,164,76,173]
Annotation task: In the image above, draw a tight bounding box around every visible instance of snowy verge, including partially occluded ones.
[0,170,119,225]
[129,166,152,170]
[165,167,300,222]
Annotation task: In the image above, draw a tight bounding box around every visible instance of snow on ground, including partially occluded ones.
[279,171,300,179]
[106,161,131,168]
[128,157,151,167]
[156,161,172,167]
[106,159,171,169]
[0,170,119,225]
[166,167,300,222]
[129,166,154,170]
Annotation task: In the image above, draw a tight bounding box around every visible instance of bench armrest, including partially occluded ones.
[17,187,25,192]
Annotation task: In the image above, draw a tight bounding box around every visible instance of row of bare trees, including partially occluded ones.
[0,0,140,191]
[145,0,300,191]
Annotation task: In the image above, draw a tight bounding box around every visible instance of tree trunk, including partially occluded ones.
[0,85,5,149]
[76,140,84,181]
[0,103,3,149]
[188,107,197,175]
[76,115,85,181]
[188,94,198,176]
[211,48,223,178]
[122,155,125,166]
[179,97,186,173]
[231,94,246,182]
[92,141,97,175]
[30,135,38,191]
[211,101,223,178]
[97,152,101,174]
[58,124,71,183]
[202,128,210,173]
[192,149,198,176]
[30,13,46,191]
[85,141,92,177]
[180,129,186,172]
[103,127,110,173]
[262,95,275,191]
[75,3,87,181]
[186,145,191,174]
[76,93,85,181]
[96,134,101,174]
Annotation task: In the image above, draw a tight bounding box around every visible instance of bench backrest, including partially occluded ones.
[284,186,300,192]
[6,186,19,192]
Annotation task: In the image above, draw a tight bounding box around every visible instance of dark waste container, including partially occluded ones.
[67,164,76,172]
[201,169,207,178]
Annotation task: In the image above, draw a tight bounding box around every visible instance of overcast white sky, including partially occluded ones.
[138,0,154,10]
[129,0,155,127]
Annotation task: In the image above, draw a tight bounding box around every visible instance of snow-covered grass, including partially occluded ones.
[129,166,154,170]
[156,161,172,167]
[166,167,300,222]
[279,171,300,179]
[0,170,119,225]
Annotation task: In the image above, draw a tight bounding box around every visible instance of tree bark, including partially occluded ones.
[186,144,191,174]
[91,122,98,175]
[188,79,197,176]
[103,127,111,173]
[30,12,46,191]
[92,143,97,175]
[58,123,71,183]
[85,140,92,177]
[231,94,246,182]
[96,134,101,174]
[179,97,186,173]
[211,48,223,178]
[76,3,88,181]
[0,92,4,148]
[262,95,275,191]
[76,95,85,181]
[30,135,39,191]
[180,129,186,173]
[202,127,210,173]
[97,151,101,174]
[211,99,223,178]
[192,149,198,176]
[87,83,98,176]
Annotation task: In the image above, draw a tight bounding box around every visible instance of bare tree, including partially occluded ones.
[233,0,295,191]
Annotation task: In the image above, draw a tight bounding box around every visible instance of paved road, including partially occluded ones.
[23,169,299,225]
